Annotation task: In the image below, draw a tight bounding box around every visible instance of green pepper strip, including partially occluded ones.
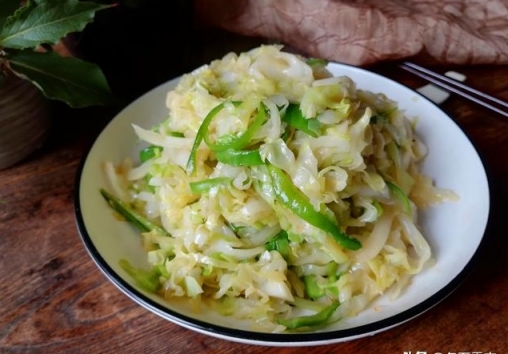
[139,145,162,163]
[267,165,361,250]
[100,188,170,236]
[303,275,324,300]
[386,180,411,214]
[327,262,339,282]
[189,177,231,194]
[266,229,290,260]
[186,102,229,174]
[215,148,264,167]
[277,302,340,330]
[326,263,340,297]
[283,104,321,137]
[205,101,266,151]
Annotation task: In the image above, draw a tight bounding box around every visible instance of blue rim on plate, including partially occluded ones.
[73,61,490,346]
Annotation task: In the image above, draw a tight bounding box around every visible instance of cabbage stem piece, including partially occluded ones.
[100,188,170,236]
[119,259,161,293]
[267,164,361,251]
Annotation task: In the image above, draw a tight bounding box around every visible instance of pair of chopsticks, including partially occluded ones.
[399,62,508,119]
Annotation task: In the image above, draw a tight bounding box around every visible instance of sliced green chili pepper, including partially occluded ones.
[188,100,256,173]
[119,259,161,293]
[215,148,264,167]
[386,180,411,214]
[267,165,361,250]
[283,103,321,137]
[303,265,340,300]
[326,262,340,297]
[303,275,324,300]
[186,101,229,174]
[139,145,162,163]
[205,101,266,152]
[266,229,290,260]
[277,301,340,329]
[100,188,170,236]
[189,177,231,194]
[327,262,339,282]
[143,174,156,193]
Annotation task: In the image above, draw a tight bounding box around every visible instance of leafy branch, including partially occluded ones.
[0,0,114,108]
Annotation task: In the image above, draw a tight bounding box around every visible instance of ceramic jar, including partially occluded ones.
[0,75,51,170]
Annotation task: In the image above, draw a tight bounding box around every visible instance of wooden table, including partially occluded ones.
[1,56,507,353]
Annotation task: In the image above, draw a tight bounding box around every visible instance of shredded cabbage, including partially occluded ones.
[103,45,458,332]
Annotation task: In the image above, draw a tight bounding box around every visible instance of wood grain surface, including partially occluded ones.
[1,54,507,353]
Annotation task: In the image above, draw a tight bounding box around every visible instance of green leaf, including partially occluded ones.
[0,0,21,30]
[7,49,113,108]
[0,0,110,49]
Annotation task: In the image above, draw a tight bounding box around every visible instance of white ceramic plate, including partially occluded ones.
[75,62,490,346]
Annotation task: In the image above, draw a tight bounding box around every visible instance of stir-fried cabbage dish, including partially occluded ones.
[101,45,457,332]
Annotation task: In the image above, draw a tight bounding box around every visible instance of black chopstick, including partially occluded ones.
[399,61,508,119]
